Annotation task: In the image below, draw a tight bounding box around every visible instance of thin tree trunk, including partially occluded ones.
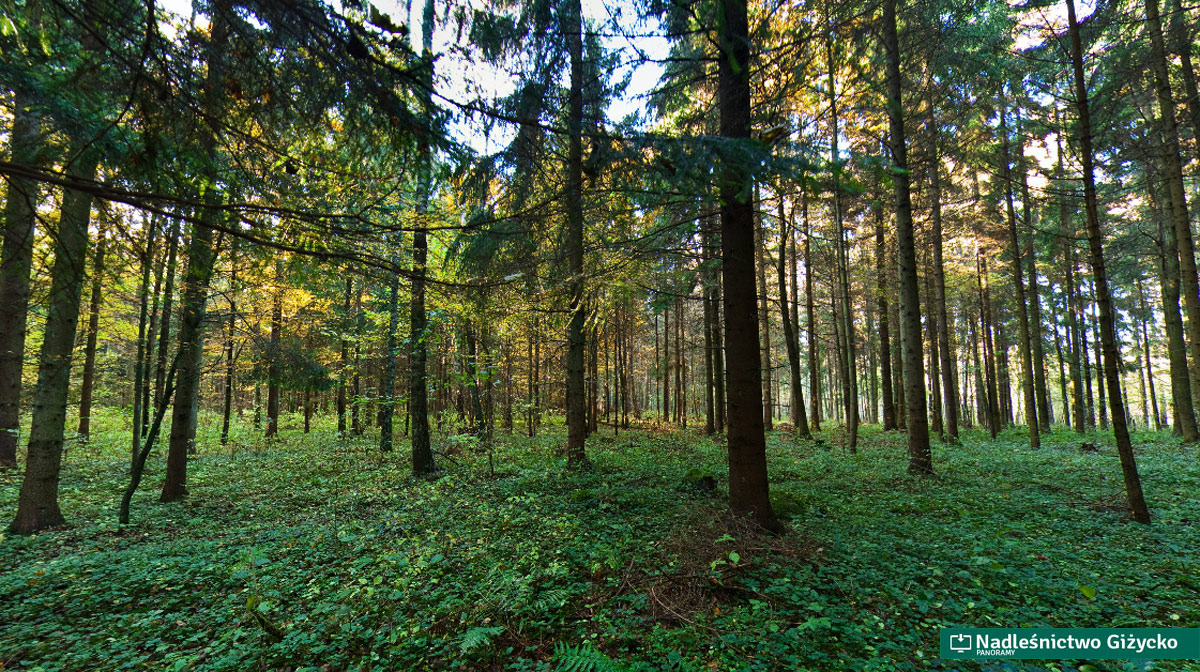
[77,222,107,438]
[379,264,399,452]
[1067,0,1151,523]
[756,203,774,431]
[131,219,158,469]
[926,114,957,439]
[220,238,237,445]
[1001,100,1040,448]
[338,276,350,436]
[150,220,179,431]
[875,204,896,430]
[828,31,857,449]
[777,198,811,438]
[265,261,282,439]
[883,0,930,473]
[805,192,821,432]
[564,0,588,469]
[410,0,435,474]
[1136,276,1164,431]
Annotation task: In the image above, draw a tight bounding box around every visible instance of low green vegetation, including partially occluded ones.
[2,411,1197,671]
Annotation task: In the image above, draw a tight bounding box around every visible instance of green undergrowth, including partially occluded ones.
[1,409,1198,671]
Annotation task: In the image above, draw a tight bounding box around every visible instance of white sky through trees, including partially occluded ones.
[157,0,669,153]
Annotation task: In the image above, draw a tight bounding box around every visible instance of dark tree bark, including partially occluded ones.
[1066,0,1151,523]
[131,219,158,469]
[150,220,179,431]
[264,262,282,440]
[1018,120,1051,431]
[1000,99,1040,448]
[76,222,107,438]
[564,0,588,469]
[719,0,778,531]
[0,94,43,468]
[160,0,231,502]
[827,32,858,450]
[410,0,435,474]
[379,266,399,452]
[9,146,99,533]
[776,199,810,438]
[926,114,957,440]
[883,0,931,474]
[1151,183,1197,440]
[804,192,821,432]
[875,203,896,430]
[979,254,1000,438]
[756,204,774,431]
[160,216,218,503]
[1136,278,1164,431]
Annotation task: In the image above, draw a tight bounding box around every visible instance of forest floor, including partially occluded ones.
[1,410,1198,672]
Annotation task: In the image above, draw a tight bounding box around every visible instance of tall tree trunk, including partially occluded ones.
[875,204,896,430]
[1152,184,1197,439]
[1001,100,1040,448]
[219,237,237,445]
[1136,277,1165,431]
[777,198,810,438]
[805,192,821,432]
[466,323,486,437]
[338,276,350,436]
[756,204,774,431]
[151,220,179,431]
[1168,0,1200,154]
[131,219,158,469]
[980,253,1000,438]
[884,0,931,473]
[9,146,99,533]
[564,0,588,469]
[379,266,399,452]
[926,116,957,439]
[0,90,43,468]
[827,32,858,449]
[161,0,231,502]
[719,0,778,530]
[1066,0,1151,523]
[1146,0,1200,408]
[410,0,435,474]
[265,261,282,439]
[77,222,107,438]
[1019,125,1051,430]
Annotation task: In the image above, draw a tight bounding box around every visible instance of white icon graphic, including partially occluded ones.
[949,634,973,652]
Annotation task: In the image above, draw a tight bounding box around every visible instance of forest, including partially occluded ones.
[2,0,1200,668]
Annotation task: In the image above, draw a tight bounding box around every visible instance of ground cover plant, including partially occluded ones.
[2,409,1196,671]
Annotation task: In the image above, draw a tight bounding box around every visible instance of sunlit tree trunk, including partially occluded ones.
[76,222,107,438]
[219,238,237,445]
[776,198,810,438]
[1000,99,1039,447]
